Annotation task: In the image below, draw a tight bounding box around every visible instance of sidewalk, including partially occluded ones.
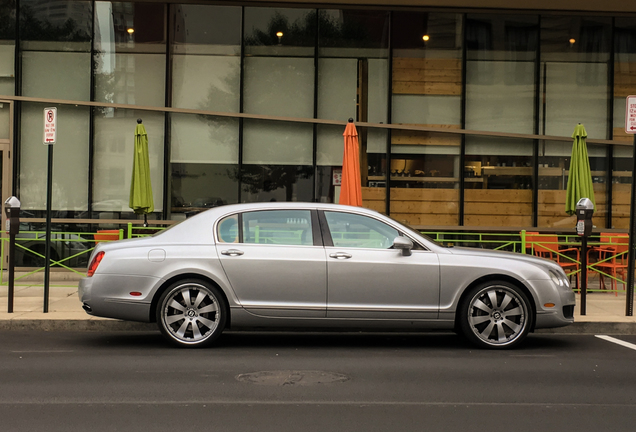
[0,284,155,331]
[0,283,635,333]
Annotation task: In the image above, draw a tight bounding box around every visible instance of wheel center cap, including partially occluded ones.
[493,311,502,320]
[186,309,197,318]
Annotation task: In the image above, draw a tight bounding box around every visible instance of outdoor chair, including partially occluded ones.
[595,233,629,296]
[525,233,580,287]
[587,233,620,286]
[94,229,121,244]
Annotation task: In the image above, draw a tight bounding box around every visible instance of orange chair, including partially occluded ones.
[595,233,629,295]
[587,232,620,283]
[94,229,121,244]
[526,233,580,286]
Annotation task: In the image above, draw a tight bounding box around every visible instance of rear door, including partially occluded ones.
[216,209,327,318]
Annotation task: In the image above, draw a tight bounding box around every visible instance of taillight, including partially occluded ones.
[87,251,105,277]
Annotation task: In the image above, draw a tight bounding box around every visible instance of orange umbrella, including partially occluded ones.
[339,119,362,207]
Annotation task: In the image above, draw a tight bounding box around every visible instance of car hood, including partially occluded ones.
[448,246,562,272]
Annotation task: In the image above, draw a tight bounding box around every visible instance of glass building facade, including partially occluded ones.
[1,1,635,229]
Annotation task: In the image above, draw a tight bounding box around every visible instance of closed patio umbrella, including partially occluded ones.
[129,119,154,226]
[339,119,362,207]
[565,123,595,216]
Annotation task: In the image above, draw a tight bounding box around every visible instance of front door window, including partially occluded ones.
[324,211,398,249]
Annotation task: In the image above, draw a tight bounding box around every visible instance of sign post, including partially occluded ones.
[43,107,57,313]
[624,96,636,317]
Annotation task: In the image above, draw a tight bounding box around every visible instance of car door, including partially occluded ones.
[322,210,440,320]
[215,209,327,318]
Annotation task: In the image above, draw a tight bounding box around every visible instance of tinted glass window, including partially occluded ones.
[325,212,398,249]
[242,210,313,246]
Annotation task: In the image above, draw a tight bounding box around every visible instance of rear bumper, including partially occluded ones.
[78,275,156,322]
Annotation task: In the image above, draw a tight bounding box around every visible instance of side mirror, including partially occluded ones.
[393,236,413,256]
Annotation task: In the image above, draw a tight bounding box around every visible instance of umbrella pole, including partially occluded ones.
[143,213,148,228]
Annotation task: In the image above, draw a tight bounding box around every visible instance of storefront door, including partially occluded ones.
[0,100,14,267]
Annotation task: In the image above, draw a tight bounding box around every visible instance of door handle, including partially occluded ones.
[221,249,244,257]
[329,252,352,259]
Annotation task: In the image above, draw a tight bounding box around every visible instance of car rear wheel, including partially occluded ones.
[157,279,227,348]
[459,281,533,349]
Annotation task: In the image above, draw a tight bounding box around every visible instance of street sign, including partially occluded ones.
[43,107,57,144]
[626,96,636,134]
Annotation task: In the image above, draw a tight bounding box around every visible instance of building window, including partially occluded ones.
[169,4,241,219]
[241,7,316,202]
[19,0,92,215]
[538,16,611,228]
[390,12,463,226]
[316,10,389,209]
[464,14,538,227]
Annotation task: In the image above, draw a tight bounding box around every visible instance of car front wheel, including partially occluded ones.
[157,279,227,348]
[459,281,533,349]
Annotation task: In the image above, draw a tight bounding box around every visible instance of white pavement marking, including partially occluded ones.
[595,335,636,351]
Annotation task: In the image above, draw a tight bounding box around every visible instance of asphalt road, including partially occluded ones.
[0,331,635,432]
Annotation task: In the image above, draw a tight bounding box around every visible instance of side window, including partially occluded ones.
[324,212,398,249]
[242,210,313,246]
[217,214,239,243]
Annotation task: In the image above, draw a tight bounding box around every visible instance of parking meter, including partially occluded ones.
[4,196,20,235]
[575,197,594,317]
[575,198,594,238]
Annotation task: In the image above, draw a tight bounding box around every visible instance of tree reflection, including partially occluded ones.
[233,165,313,202]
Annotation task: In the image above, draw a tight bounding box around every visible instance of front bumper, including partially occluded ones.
[532,279,576,329]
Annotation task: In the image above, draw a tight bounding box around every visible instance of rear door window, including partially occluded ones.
[217,214,239,243]
[242,210,314,246]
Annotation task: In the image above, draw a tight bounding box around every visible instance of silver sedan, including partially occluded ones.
[79,203,575,349]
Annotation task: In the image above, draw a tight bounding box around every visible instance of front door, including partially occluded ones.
[322,211,440,320]
[216,209,327,318]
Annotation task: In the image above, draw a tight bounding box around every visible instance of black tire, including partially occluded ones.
[458,280,533,349]
[156,278,227,348]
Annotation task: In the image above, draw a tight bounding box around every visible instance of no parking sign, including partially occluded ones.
[43,107,57,144]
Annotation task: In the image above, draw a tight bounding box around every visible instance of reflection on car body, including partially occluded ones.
[79,203,575,349]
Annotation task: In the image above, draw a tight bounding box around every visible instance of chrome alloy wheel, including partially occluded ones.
[467,285,529,347]
[159,282,223,346]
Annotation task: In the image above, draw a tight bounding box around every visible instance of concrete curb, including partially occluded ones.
[535,321,636,335]
[0,320,635,334]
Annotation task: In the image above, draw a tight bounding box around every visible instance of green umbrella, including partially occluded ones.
[565,123,595,216]
[129,120,154,226]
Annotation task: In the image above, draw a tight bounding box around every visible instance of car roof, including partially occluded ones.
[193,202,381,220]
[158,202,385,243]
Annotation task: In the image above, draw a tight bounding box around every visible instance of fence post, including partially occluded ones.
[127,223,132,239]
[520,230,526,254]
[119,229,124,240]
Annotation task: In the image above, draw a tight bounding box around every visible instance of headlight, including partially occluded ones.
[549,270,562,286]
[549,269,570,288]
